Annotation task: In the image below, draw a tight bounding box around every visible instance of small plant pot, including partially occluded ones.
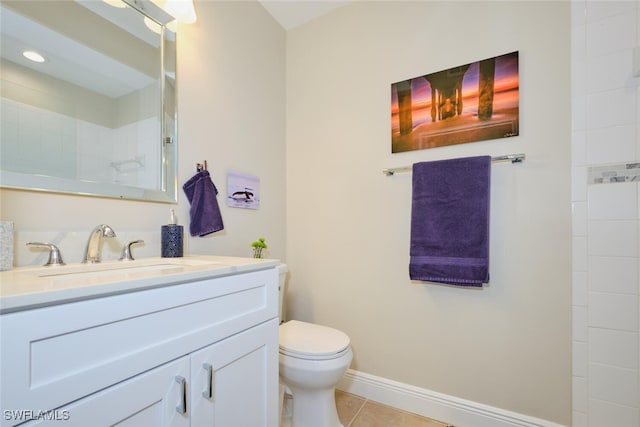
[253,247,264,259]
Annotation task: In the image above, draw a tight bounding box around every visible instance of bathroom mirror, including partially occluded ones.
[0,0,178,203]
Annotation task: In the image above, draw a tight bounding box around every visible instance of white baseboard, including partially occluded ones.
[336,369,566,427]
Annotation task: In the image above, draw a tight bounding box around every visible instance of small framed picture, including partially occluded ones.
[227,170,260,210]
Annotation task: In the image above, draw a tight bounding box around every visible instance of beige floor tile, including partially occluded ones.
[335,390,366,426]
[349,400,447,427]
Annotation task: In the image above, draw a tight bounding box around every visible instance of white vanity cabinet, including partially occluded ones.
[0,265,279,427]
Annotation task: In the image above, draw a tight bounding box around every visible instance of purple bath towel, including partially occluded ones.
[409,156,491,286]
[183,170,224,237]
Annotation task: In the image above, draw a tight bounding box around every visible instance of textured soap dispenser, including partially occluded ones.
[161,209,183,257]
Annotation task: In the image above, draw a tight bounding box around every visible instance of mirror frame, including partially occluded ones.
[0,0,178,204]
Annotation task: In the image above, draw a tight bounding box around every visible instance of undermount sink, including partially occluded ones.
[30,258,229,280]
[39,264,192,279]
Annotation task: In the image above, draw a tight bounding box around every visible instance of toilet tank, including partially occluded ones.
[276,264,288,323]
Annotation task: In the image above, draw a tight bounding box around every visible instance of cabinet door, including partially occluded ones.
[21,357,190,427]
[190,319,279,427]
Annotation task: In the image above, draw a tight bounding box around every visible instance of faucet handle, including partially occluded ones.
[26,242,66,266]
[119,240,144,261]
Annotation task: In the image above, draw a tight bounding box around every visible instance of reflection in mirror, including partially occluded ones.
[0,0,177,203]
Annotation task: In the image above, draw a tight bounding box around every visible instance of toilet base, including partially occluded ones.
[287,384,342,427]
[278,321,352,427]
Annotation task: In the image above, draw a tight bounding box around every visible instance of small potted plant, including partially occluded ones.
[251,237,267,259]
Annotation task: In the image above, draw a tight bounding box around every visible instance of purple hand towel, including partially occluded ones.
[409,156,491,286]
[183,170,224,237]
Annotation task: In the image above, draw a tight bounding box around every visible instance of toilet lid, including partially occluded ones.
[279,320,350,357]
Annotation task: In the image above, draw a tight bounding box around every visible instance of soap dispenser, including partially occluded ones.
[161,209,183,258]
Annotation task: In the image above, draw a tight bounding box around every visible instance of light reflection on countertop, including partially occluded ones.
[0,255,279,313]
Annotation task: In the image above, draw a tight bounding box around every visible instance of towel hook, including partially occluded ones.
[196,160,208,172]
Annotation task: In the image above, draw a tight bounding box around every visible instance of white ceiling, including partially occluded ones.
[258,0,352,30]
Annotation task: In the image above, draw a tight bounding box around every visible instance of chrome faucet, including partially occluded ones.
[82,224,116,263]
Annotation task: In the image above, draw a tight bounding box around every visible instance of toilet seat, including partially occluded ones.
[279,320,350,360]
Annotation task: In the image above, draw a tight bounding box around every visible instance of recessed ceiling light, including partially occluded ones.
[23,50,46,63]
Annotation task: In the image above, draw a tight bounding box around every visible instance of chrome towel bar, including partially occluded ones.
[382,153,525,176]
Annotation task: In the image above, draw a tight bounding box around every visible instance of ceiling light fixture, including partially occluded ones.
[163,0,197,24]
[144,0,195,34]
[22,50,46,63]
[150,0,197,25]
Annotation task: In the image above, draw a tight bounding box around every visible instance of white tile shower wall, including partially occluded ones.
[571,1,640,426]
[589,328,639,370]
[0,98,77,178]
[77,117,158,187]
[0,98,157,188]
[110,117,160,189]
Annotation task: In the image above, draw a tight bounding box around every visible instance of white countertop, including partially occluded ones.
[0,255,279,314]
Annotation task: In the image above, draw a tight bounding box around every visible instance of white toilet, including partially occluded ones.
[277,264,353,427]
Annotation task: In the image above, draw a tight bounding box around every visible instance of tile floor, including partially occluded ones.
[282,390,453,427]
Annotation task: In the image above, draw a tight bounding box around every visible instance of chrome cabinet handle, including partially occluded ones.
[202,363,214,400]
[175,375,187,415]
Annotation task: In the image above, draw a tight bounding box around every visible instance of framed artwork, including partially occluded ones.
[391,51,519,153]
[227,170,260,210]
